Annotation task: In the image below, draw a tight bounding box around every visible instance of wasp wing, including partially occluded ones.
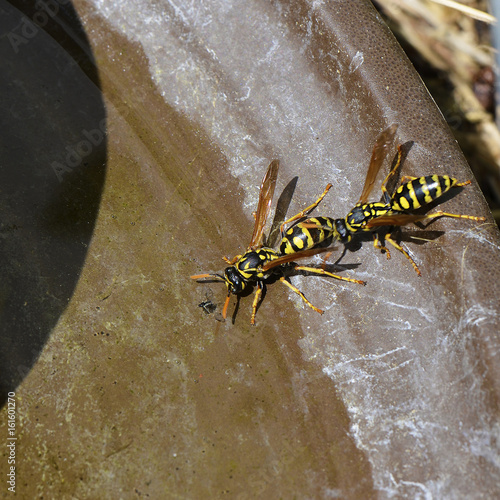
[357,124,398,205]
[261,246,335,271]
[249,160,279,249]
[365,213,428,228]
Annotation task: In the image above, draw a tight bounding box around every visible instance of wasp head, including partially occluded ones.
[224,266,246,295]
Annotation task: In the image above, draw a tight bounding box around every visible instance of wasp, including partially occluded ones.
[288,124,486,275]
[191,160,365,325]
[280,126,400,260]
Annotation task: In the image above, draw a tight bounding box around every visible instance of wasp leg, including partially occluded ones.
[380,144,403,200]
[279,277,324,314]
[373,234,391,260]
[320,250,335,270]
[384,233,422,276]
[250,283,264,325]
[222,294,231,320]
[280,184,333,235]
[293,265,366,285]
[414,210,485,224]
[333,245,348,266]
[223,254,241,265]
[399,175,418,183]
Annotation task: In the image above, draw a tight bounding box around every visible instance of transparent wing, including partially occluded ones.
[261,246,335,271]
[365,213,426,228]
[357,124,398,205]
[249,160,279,249]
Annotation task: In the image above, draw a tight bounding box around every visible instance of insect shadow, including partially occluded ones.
[266,175,298,248]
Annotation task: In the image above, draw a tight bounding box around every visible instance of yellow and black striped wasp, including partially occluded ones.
[362,148,486,274]
[191,160,365,325]
[287,124,486,275]
[280,125,400,262]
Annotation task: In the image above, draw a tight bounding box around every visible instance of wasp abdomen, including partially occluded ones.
[279,216,335,255]
[391,175,457,211]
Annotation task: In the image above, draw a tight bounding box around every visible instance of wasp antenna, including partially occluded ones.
[190,273,225,281]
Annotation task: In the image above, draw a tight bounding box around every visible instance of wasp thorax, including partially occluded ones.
[238,251,264,269]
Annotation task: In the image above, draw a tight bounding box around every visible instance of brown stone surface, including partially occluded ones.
[1,0,500,498]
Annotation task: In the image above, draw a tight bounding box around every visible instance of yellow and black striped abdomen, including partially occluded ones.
[279,216,335,255]
[391,175,457,212]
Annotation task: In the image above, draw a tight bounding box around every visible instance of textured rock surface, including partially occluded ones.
[1,0,499,497]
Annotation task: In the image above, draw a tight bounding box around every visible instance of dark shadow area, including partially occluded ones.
[0,1,106,404]
[267,175,298,247]
[380,140,414,202]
